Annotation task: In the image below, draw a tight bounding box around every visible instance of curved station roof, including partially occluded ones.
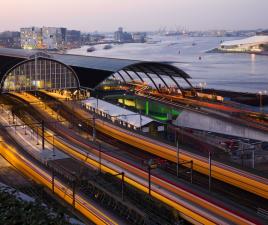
[0,48,192,93]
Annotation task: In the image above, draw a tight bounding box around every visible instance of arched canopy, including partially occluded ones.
[0,57,80,93]
[97,62,193,93]
[0,48,193,93]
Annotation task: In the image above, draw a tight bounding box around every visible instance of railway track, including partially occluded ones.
[3,92,268,224]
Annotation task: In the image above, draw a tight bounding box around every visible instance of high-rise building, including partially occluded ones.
[20,26,66,50]
[20,27,43,49]
[42,27,66,50]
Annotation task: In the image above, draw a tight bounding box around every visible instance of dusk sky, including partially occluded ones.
[1,0,268,32]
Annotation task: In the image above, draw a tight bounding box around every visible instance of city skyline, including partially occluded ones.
[1,0,268,32]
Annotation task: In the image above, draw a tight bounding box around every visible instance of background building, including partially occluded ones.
[42,27,66,50]
[66,30,81,48]
[0,31,20,48]
[132,32,146,43]
[114,27,133,42]
[220,35,268,52]
[20,27,43,49]
[257,30,268,36]
[20,26,67,50]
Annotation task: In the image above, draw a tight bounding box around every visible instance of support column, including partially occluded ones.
[42,120,45,150]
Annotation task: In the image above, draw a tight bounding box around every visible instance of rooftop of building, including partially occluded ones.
[0,48,189,78]
[82,97,154,128]
[221,35,268,47]
[0,48,193,91]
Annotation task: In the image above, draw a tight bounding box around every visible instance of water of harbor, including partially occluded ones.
[67,36,268,94]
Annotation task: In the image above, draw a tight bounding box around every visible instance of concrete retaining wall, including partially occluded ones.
[173,110,268,142]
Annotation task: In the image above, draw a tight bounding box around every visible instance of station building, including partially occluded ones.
[0,48,194,95]
[0,47,195,135]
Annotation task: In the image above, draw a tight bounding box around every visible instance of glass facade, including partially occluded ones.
[2,58,79,92]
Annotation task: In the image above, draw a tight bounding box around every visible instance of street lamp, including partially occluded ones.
[208,152,212,192]
[176,133,179,177]
[139,110,142,131]
[92,114,96,142]
[36,126,40,145]
[98,143,102,174]
[232,141,262,169]
[112,172,125,201]
[258,90,267,113]
[45,134,58,157]
[72,172,76,208]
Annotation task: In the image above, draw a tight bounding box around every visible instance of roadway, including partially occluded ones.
[9,91,266,225]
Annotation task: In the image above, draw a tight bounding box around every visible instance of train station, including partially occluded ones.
[1,1,268,224]
[0,47,268,224]
[0,48,193,136]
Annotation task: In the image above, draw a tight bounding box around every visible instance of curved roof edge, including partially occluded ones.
[0,57,81,91]
[0,48,190,75]
[221,35,268,47]
[0,48,192,90]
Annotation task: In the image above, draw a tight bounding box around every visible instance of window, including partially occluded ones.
[2,58,79,92]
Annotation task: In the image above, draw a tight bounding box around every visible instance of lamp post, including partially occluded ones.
[34,120,45,149]
[36,127,39,145]
[121,172,125,201]
[252,149,255,169]
[72,172,76,208]
[46,134,57,158]
[176,133,179,177]
[90,102,98,142]
[96,95,99,111]
[139,110,142,131]
[98,143,102,174]
[24,125,27,135]
[148,165,152,196]
[113,172,125,201]
[208,152,212,192]
[52,135,55,156]
[147,159,157,196]
[258,90,267,113]
[47,133,59,194]
[232,141,262,169]
[52,162,55,193]
[93,114,96,142]
[41,120,45,150]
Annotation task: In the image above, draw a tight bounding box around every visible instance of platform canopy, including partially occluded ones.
[0,48,193,93]
[82,97,154,129]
